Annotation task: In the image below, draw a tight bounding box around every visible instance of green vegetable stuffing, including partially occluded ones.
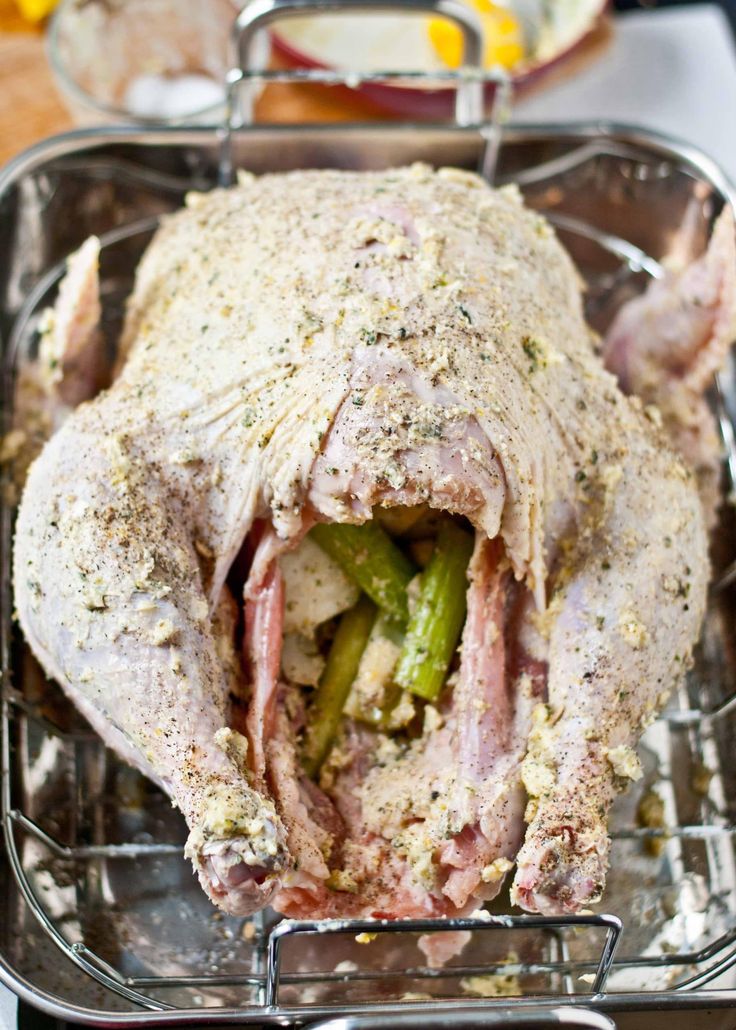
[394,521,474,701]
[311,521,416,623]
[302,594,377,777]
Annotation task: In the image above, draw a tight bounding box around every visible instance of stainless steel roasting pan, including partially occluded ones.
[2,5,736,1028]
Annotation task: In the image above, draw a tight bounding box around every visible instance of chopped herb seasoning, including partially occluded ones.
[522,336,544,372]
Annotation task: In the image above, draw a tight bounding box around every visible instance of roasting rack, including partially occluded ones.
[3,1,736,1026]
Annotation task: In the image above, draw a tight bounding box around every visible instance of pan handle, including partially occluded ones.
[229,0,486,124]
[305,1005,617,1030]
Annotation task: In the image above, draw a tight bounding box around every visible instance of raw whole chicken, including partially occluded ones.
[13,165,734,933]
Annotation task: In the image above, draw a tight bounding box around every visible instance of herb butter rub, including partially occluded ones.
[13,164,721,929]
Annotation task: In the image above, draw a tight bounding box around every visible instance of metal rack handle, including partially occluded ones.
[230,0,485,124]
[307,1007,617,1029]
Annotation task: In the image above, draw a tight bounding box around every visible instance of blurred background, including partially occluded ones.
[0,0,735,173]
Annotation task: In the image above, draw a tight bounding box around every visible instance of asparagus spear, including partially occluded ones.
[394,521,474,701]
[302,594,377,778]
[311,522,416,624]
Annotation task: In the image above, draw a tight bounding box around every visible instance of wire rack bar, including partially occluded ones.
[11,795,736,862]
[0,906,719,1005]
[715,374,736,501]
[229,0,489,126]
[128,931,736,992]
[3,687,97,741]
[0,770,171,1012]
[220,0,510,185]
[499,137,688,190]
[665,691,736,725]
[9,797,734,857]
[676,944,736,991]
[6,808,183,858]
[229,67,509,87]
[546,213,665,280]
[611,825,736,840]
[264,915,623,1007]
[220,61,511,189]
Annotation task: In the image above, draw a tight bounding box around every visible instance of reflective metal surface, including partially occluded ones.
[1,120,736,1026]
[218,0,511,181]
[307,1006,618,1028]
[228,0,488,124]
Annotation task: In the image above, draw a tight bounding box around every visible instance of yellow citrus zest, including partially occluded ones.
[428,0,524,71]
[14,0,59,22]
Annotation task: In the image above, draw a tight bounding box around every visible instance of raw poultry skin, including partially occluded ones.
[603,209,736,525]
[14,165,710,922]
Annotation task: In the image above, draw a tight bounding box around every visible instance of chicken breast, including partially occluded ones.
[14,164,710,922]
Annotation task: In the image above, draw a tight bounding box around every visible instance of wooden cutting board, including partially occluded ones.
[0,11,73,165]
